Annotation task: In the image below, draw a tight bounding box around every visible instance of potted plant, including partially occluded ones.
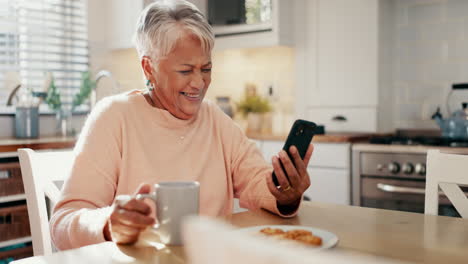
[45,71,95,136]
[236,84,272,134]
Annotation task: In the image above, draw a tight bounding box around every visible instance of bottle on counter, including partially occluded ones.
[216,96,234,118]
[266,85,286,135]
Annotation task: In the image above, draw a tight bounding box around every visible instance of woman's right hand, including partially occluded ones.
[104,184,155,244]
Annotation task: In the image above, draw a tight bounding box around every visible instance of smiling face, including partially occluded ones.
[145,32,212,120]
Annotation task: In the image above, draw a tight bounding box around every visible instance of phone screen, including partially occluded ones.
[272,119,316,186]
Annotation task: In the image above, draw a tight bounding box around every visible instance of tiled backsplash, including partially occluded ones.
[395,0,468,129]
[106,46,295,109]
[209,46,295,105]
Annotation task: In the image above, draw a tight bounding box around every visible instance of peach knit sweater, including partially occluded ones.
[50,90,294,250]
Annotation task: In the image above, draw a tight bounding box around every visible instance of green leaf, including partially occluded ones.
[45,76,62,111]
[72,71,95,110]
[236,94,272,117]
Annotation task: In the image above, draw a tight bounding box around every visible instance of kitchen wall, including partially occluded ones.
[97,0,468,132]
[10,1,468,138]
[210,46,295,105]
[394,0,468,129]
[104,46,296,110]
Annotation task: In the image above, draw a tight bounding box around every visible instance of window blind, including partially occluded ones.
[0,0,89,105]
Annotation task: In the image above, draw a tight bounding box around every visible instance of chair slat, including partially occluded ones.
[18,148,73,256]
[439,183,468,218]
[425,149,468,219]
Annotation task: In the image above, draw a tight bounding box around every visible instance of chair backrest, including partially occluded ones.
[18,148,74,256]
[183,216,410,264]
[425,149,468,218]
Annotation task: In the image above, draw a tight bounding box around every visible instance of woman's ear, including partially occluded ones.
[141,56,154,80]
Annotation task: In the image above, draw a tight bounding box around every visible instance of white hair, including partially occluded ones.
[133,0,214,61]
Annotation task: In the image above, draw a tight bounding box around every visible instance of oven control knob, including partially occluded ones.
[377,164,384,171]
[387,162,400,174]
[415,163,426,176]
[402,163,414,174]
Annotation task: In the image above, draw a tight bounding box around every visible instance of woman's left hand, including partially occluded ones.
[267,144,314,207]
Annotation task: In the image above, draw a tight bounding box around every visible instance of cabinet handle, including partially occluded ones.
[452,83,468,90]
[0,170,11,180]
[377,183,427,195]
[332,115,347,122]
[6,213,11,224]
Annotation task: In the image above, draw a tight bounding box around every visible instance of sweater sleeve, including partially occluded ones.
[225,114,299,217]
[50,97,123,250]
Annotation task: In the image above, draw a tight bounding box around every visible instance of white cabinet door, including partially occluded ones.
[310,143,350,168]
[304,167,350,205]
[187,0,207,16]
[302,0,378,107]
[314,0,378,107]
[261,141,351,168]
[109,0,144,49]
[296,0,380,132]
[307,108,378,133]
[257,140,351,205]
[260,140,283,163]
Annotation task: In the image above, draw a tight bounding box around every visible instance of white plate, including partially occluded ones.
[238,225,339,249]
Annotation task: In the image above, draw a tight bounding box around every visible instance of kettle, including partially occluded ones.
[432,83,468,139]
[432,103,468,139]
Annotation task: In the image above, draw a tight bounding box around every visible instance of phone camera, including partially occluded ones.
[295,125,305,136]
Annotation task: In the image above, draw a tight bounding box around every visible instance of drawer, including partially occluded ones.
[260,140,283,162]
[261,141,350,169]
[310,143,350,169]
[0,243,33,261]
[0,203,31,242]
[307,107,377,132]
[304,167,350,205]
[0,161,24,196]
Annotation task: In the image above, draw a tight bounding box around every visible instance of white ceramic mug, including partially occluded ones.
[137,181,200,245]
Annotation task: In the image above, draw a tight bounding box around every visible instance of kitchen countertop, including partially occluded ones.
[353,143,468,154]
[247,132,377,143]
[0,132,381,154]
[0,136,76,153]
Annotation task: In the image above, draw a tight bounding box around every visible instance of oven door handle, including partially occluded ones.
[376,183,443,195]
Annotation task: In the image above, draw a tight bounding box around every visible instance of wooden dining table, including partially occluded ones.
[11,201,468,264]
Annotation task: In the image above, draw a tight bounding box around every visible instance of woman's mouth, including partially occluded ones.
[180,92,201,100]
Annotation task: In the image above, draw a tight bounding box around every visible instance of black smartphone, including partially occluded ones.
[272,119,317,186]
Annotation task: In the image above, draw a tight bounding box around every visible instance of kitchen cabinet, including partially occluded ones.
[0,154,33,262]
[0,138,75,262]
[109,0,145,50]
[304,167,349,205]
[256,139,351,205]
[108,0,295,50]
[295,0,393,132]
[198,0,295,51]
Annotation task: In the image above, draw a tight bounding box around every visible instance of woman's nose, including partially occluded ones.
[190,72,205,89]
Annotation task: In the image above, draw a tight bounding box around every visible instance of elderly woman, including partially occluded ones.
[50,0,313,249]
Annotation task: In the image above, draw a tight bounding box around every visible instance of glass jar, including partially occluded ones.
[55,104,74,137]
[216,96,234,118]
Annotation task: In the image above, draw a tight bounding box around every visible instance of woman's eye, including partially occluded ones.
[178,70,192,75]
[202,68,212,73]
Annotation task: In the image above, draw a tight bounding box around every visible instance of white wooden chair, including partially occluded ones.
[425,149,468,218]
[18,148,74,256]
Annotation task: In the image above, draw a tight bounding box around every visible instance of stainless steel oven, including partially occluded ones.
[352,135,468,218]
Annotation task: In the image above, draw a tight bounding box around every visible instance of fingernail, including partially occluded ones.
[280,151,286,158]
[290,146,296,154]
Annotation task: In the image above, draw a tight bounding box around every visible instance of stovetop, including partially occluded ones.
[369,136,468,148]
